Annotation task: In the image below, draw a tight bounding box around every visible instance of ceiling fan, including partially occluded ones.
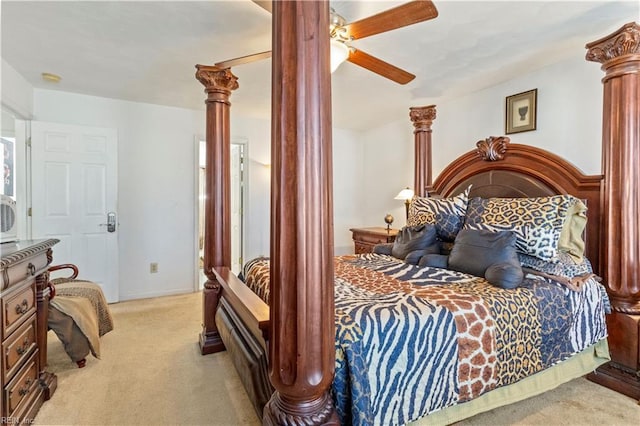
[214,0,438,85]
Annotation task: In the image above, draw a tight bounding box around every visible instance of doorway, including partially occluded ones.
[197,139,246,288]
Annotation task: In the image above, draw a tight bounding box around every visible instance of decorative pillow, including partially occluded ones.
[448,229,524,289]
[463,195,583,262]
[407,185,471,242]
[485,263,524,290]
[391,224,437,260]
[558,199,587,262]
[518,251,593,279]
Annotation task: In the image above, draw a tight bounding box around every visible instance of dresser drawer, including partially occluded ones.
[357,234,389,244]
[354,241,374,254]
[2,316,37,383]
[0,253,48,291]
[350,227,398,254]
[4,350,39,418]
[2,283,36,339]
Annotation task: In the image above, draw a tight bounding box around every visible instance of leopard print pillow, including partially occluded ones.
[463,195,580,261]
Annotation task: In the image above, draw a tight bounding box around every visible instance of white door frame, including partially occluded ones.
[1,106,30,240]
[193,136,248,290]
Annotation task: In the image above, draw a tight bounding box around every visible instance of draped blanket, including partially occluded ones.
[242,254,609,426]
[49,279,114,358]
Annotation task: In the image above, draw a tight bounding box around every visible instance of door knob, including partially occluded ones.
[99,212,117,232]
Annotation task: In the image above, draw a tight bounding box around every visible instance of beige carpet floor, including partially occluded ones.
[34,291,639,425]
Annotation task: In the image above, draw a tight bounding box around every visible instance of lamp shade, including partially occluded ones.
[330,40,350,73]
[394,187,414,200]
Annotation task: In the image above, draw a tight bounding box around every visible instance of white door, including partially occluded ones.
[31,121,119,302]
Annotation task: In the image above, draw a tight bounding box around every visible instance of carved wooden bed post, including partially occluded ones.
[195,65,239,355]
[585,22,640,399]
[263,1,337,424]
[410,105,436,197]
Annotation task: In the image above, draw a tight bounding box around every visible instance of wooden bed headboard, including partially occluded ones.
[428,135,603,274]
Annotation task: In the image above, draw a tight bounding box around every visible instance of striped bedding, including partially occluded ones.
[241,254,609,426]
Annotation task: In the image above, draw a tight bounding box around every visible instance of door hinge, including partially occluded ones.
[27,207,32,217]
[239,256,243,266]
[26,137,32,147]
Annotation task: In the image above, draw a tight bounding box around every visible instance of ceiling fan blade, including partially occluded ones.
[215,51,272,69]
[347,49,415,85]
[344,0,438,40]
[252,0,272,14]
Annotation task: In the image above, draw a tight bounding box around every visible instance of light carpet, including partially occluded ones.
[34,291,639,425]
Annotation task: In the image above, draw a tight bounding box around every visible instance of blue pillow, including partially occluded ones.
[448,229,524,289]
[391,224,437,260]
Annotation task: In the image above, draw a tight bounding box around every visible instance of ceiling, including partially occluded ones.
[2,1,638,131]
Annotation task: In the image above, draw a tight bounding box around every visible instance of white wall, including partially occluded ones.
[34,89,204,300]
[231,116,365,258]
[1,59,34,119]
[333,127,365,254]
[33,89,365,300]
[361,119,414,228]
[362,53,605,222]
[433,52,603,177]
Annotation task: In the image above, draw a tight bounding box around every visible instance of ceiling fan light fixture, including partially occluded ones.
[330,40,350,73]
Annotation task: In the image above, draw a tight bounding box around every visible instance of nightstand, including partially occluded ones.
[349,227,399,254]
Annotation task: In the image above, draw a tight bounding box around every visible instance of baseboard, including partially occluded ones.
[119,287,196,301]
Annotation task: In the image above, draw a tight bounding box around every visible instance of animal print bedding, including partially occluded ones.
[241,254,608,426]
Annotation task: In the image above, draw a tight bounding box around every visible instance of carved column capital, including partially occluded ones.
[409,105,436,133]
[195,65,239,100]
[586,22,640,64]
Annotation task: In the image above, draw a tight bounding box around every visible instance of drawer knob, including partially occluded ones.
[27,263,36,276]
[16,337,30,356]
[17,378,32,397]
[15,299,29,315]
[18,379,31,396]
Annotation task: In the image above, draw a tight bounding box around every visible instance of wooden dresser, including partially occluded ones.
[350,227,398,254]
[0,239,59,423]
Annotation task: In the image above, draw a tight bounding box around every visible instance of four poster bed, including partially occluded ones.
[195,4,639,424]
[228,135,611,426]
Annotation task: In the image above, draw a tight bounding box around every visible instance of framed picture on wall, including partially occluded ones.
[505,89,537,134]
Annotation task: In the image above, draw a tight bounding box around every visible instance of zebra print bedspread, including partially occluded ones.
[241,254,609,426]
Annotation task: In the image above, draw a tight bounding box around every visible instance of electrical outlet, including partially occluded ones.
[150,263,158,273]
